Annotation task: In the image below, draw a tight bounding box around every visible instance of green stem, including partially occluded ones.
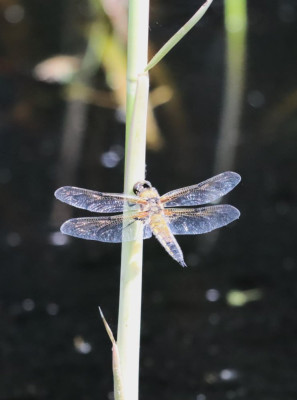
[145,0,213,72]
[214,0,247,173]
[116,0,150,399]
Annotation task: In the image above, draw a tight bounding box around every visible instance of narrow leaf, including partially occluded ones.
[145,0,214,72]
[99,307,126,400]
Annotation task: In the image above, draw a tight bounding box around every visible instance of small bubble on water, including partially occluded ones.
[100,151,121,168]
[247,90,265,108]
[220,368,239,381]
[4,4,25,23]
[73,336,92,354]
[22,298,35,312]
[46,303,59,316]
[49,231,69,246]
[7,232,22,247]
[206,288,220,302]
[204,372,217,384]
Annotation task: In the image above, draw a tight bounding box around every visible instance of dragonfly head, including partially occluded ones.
[133,180,152,195]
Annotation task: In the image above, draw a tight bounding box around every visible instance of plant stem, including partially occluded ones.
[214,0,247,173]
[145,0,213,72]
[116,0,150,399]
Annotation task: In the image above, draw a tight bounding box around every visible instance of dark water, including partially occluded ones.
[1,1,297,399]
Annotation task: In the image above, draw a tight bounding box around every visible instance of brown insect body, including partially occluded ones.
[134,181,186,266]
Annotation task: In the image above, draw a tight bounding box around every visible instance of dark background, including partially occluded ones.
[1,0,297,399]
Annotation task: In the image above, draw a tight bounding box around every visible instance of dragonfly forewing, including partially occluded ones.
[55,186,145,213]
[160,171,241,207]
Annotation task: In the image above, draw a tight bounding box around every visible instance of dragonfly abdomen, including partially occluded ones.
[150,214,186,267]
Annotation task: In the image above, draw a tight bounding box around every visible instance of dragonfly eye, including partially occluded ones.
[133,180,152,195]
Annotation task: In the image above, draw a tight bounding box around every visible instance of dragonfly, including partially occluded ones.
[54,171,241,267]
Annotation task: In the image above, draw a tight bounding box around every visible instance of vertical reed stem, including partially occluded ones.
[116,1,150,400]
[214,0,247,173]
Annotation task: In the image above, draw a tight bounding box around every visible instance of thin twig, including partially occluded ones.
[145,0,214,72]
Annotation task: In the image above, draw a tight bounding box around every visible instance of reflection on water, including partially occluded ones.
[226,289,263,307]
[100,145,124,168]
[205,288,220,302]
[48,231,69,246]
[4,4,25,24]
[22,298,35,312]
[46,302,59,316]
[73,335,92,355]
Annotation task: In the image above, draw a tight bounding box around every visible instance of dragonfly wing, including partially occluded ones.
[160,171,241,207]
[165,205,240,235]
[60,213,152,242]
[55,186,145,213]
